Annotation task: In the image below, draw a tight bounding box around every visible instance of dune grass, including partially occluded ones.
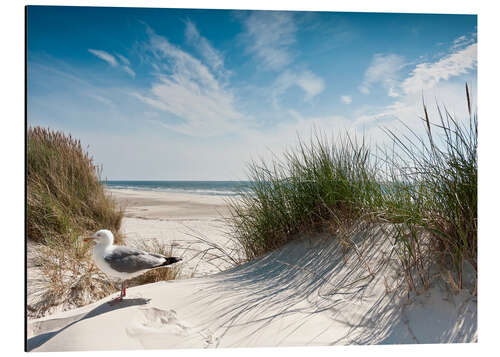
[27,126,125,316]
[228,132,383,260]
[27,127,185,317]
[27,126,123,246]
[381,84,477,292]
[28,241,117,318]
[229,85,477,294]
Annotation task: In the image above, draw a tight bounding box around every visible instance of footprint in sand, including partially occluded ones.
[136,307,189,334]
[126,307,218,348]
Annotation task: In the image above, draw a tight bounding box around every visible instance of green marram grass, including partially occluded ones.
[27,126,123,247]
[229,131,383,260]
[381,84,477,292]
[229,84,477,294]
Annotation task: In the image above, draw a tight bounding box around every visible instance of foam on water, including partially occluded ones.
[103,181,252,197]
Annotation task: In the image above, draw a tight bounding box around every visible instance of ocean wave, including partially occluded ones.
[103,183,249,197]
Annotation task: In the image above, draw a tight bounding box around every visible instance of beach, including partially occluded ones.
[106,188,237,277]
[27,187,478,351]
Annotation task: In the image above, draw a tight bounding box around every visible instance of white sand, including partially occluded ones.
[107,188,239,276]
[27,222,477,351]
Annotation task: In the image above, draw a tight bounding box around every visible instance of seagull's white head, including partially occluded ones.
[85,229,114,246]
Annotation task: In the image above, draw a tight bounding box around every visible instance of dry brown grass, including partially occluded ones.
[28,241,116,318]
[28,238,183,318]
[27,126,125,317]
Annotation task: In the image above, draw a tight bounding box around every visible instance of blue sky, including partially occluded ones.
[27,6,477,180]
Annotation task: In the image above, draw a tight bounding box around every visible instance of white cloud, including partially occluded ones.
[116,53,131,66]
[359,53,406,97]
[134,27,246,136]
[353,43,477,145]
[121,66,136,78]
[453,35,467,46]
[272,70,325,105]
[352,79,476,152]
[347,35,477,151]
[296,71,325,99]
[88,49,118,67]
[151,63,160,72]
[358,37,476,105]
[185,20,226,77]
[452,33,476,50]
[402,42,477,94]
[340,95,352,104]
[242,11,297,70]
[89,49,135,78]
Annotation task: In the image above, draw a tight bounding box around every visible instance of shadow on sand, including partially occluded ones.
[185,222,398,346]
[27,298,151,351]
[186,222,476,346]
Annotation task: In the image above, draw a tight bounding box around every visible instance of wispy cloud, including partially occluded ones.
[340,95,352,104]
[88,49,118,67]
[88,49,135,77]
[241,11,297,70]
[272,70,325,105]
[451,33,476,50]
[354,35,477,135]
[402,42,477,94]
[359,53,406,97]
[121,65,136,78]
[116,53,131,66]
[185,20,227,78]
[133,26,246,136]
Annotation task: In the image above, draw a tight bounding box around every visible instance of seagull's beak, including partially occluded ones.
[83,236,96,243]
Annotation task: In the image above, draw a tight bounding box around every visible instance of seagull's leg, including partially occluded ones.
[122,281,127,297]
[108,281,125,305]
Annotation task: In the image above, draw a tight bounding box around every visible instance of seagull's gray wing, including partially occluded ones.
[104,246,167,274]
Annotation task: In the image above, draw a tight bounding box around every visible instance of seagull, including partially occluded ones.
[84,229,182,304]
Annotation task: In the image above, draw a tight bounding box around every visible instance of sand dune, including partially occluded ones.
[27,223,477,351]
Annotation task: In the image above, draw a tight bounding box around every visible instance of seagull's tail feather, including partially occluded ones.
[158,257,182,268]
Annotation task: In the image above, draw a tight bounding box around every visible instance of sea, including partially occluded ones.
[103,180,253,197]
